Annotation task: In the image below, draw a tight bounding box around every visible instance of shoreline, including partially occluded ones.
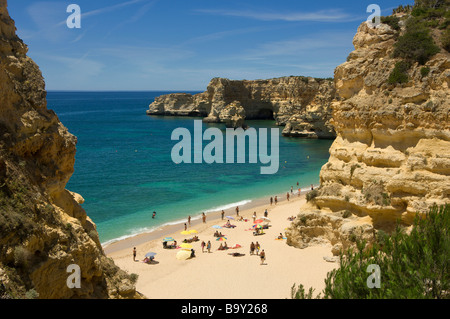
[103,184,318,255]
[106,185,336,299]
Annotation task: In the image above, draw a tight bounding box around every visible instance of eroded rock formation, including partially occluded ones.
[147,76,336,137]
[0,0,141,299]
[287,18,450,255]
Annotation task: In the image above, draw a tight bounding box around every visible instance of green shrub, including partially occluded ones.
[291,284,318,299]
[322,204,449,299]
[129,273,139,284]
[306,189,319,202]
[388,61,411,84]
[381,16,401,31]
[343,210,352,218]
[393,17,440,65]
[420,66,431,77]
[442,28,450,52]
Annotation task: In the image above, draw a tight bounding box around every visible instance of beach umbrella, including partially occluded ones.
[216,237,227,241]
[163,237,174,242]
[176,250,191,260]
[262,217,271,222]
[254,219,263,224]
[145,252,157,258]
[226,216,235,220]
[212,225,222,229]
[180,230,190,235]
[180,243,193,249]
[252,224,263,229]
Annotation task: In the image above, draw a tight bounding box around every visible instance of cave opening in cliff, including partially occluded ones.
[253,108,274,120]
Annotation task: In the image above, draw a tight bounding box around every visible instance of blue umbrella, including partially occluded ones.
[163,237,175,242]
[212,225,222,229]
[145,252,157,258]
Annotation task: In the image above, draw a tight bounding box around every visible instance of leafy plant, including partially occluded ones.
[324,204,449,299]
[388,61,411,84]
[393,17,440,65]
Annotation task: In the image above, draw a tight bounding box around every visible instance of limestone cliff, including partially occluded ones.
[287,16,450,254]
[147,76,337,138]
[0,0,141,299]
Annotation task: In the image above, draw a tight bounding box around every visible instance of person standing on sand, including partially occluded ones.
[184,223,187,231]
[260,250,266,265]
[287,192,290,201]
[221,210,225,220]
[201,241,206,253]
[250,242,255,255]
[298,188,301,197]
[311,184,314,190]
[207,241,211,253]
[202,212,206,223]
[236,206,239,217]
[270,197,273,205]
[291,186,293,194]
[133,247,136,262]
[274,196,278,205]
[188,216,191,227]
[264,209,268,218]
[252,212,256,223]
[256,242,260,255]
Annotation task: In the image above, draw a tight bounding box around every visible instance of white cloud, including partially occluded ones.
[195,8,361,23]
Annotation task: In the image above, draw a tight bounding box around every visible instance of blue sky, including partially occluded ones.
[8,0,413,91]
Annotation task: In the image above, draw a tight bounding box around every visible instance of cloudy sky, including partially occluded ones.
[8,0,413,91]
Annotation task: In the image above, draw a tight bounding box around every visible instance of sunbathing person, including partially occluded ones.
[218,243,225,251]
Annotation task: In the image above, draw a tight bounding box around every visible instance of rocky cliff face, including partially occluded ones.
[0,0,141,299]
[147,76,337,138]
[287,18,449,254]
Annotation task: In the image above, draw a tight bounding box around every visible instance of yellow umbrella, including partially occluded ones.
[180,243,193,249]
[176,250,191,260]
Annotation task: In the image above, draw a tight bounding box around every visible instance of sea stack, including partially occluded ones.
[147,76,337,138]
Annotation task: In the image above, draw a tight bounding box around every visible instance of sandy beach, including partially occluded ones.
[105,191,337,299]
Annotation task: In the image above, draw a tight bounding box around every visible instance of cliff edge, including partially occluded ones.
[287,10,450,254]
[0,0,142,299]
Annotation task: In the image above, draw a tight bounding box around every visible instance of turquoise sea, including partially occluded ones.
[47,91,333,245]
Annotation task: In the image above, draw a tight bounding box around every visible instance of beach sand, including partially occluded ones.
[105,191,337,299]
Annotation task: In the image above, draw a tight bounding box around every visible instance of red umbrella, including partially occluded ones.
[254,219,263,224]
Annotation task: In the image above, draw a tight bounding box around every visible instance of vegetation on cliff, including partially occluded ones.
[292,204,449,299]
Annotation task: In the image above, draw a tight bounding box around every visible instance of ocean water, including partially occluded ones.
[47,91,333,245]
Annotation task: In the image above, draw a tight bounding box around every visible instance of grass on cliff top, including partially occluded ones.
[291,204,450,299]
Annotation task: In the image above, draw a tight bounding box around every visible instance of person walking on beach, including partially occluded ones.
[264,209,268,218]
[188,215,191,227]
[133,247,137,262]
[201,241,206,253]
[184,223,187,231]
[202,212,206,223]
[256,242,260,255]
[287,192,290,201]
[207,241,211,253]
[260,250,266,265]
[252,212,256,223]
[270,197,273,205]
[250,242,255,255]
[274,196,278,205]
[221,210,225,220]
[236,206,239,217]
